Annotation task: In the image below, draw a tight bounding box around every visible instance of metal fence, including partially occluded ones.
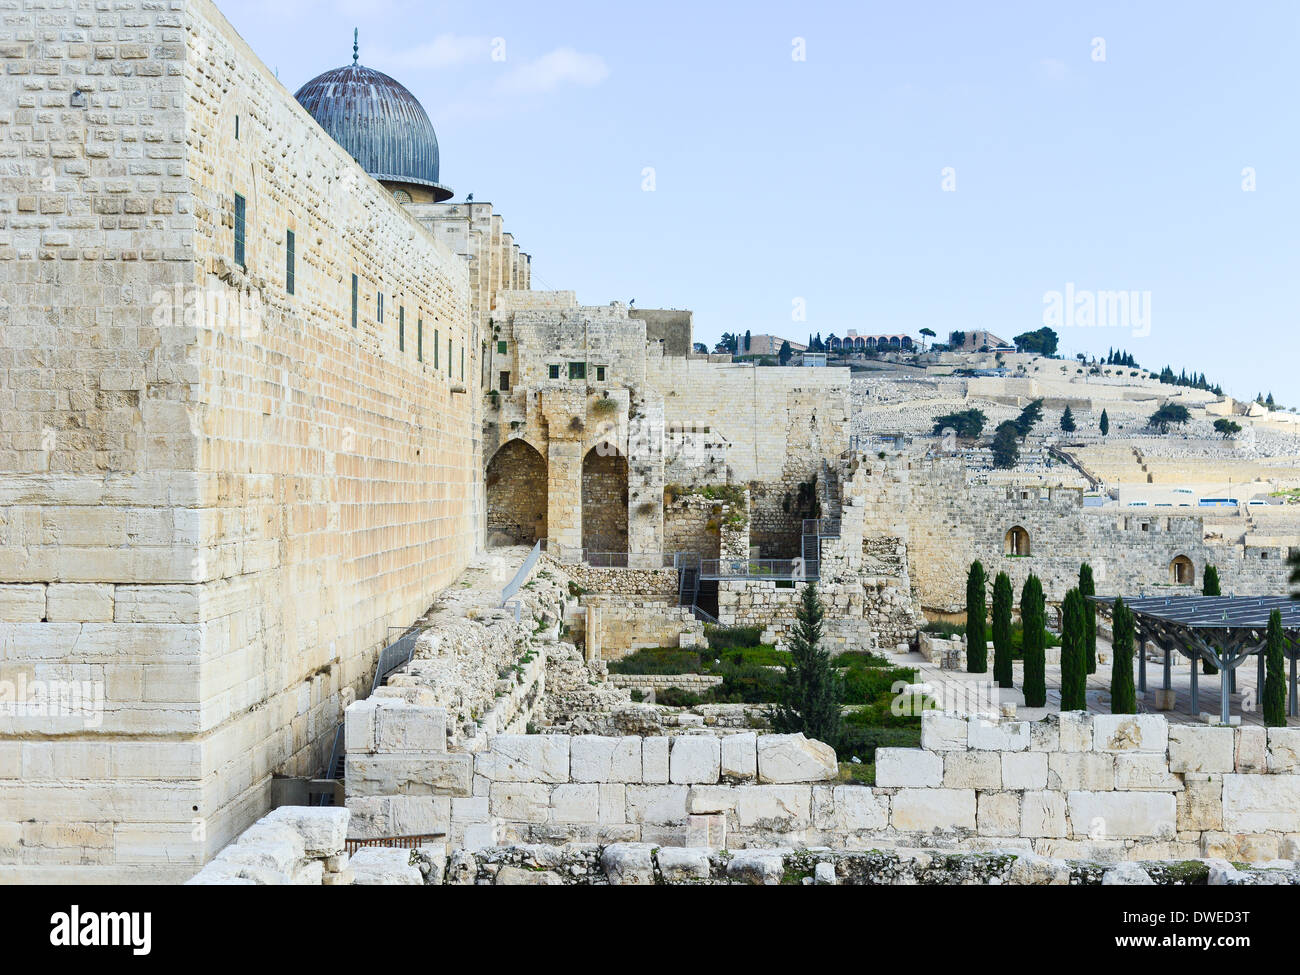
[582,550,675,569]
[699,558,817,581]
[344,833,446,855]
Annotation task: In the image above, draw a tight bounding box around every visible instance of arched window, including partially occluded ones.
[1169,555,1194,585]
[1004,526,1030,557]
[486,440,547,545]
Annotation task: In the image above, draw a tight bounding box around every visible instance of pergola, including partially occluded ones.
[1088,595,1300,725]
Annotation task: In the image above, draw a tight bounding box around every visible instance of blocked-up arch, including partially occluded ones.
[582,443,628,554]
[1004,525,1031,557]
[486,439,547,545]
[1169,555,1194,585]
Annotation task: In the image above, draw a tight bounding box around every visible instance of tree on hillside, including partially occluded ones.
[1110,597,1137,714]
[1213,418,1242,438]
[932,408,987,439]
[920,327,936,351]
[778,340,792,366]
[1013,327,1059,356]
[1099,409,1110,436]
[1203,565,1221,675]
[992,421,1021,469]
[1079,563,1097,674]
[1060,588,1087,711]
[768,583,842,748]
[1060,405,1077,433]
[1265,608,1287,727]
[1020,575,1047,707]
[1014,398,1044,436]
[992,572,1014,689]
[743,330,751,353]
[1148,403,1190,433]
[966,561,988,674]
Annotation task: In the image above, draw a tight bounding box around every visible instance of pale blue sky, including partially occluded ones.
[220,0,1298,405]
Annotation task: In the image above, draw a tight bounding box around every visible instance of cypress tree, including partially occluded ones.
[1202,565,1221,675]
[1265,608,1287,727]
[1079,563,1097,674]
[768,582,842,748]
[1021,574,1047,707]
[1059,588,1087,711]
[992,571,1014,689]
[1099,409,1109,436]
[966,560,988,673]
[1110,596,1137,714]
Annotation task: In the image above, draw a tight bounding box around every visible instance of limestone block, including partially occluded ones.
[475,735,569,783]
[599,784,626,824]
[570,736,642,783]
[727,851,785,885]
[1007,852,1070,885]
[1028,717,1061,753]
[684,814,726,849]
[1168,725,1234,773]
[292,861,326,885]
[686,785,737,815]
[968,718,1028,751]
[733,785,812,829]
[1235,727,1267,773]
[350,848,423,885]
[215,840,300,875]
[1020,791,1067,838]
[389,795,451,836]
[374,701,446,753]
[1002,752,1048,790]
[45,584,113,622]
[451,797,489,822]
[1102,862,1155,885]
[670,735,721,785]
[812,785,889,832]
[1091,714,1167,753]
[977,792,1021,837]
[657,846,711,882]
[1066,791,1176,840]
[642,736,670,783]
[264,807,349,857]
[495,865,564,885]
[489,782,550,823]
[756,733,838,783]
[344,797,389,839]
[460,823,497,851]
[890,789,976,832]
[0,585,44,622]
[345,753,472,797]
[920,711,968,751]
[1202,833,1281,863]
[550,783,600,824]
[1057,712,1092,751]
[943,752,1002,790]
[236,823,306,862]
[344,700,376,754]
[1266,728,1300,772]
[625,785,688,824]
[875,748,942,788]
[720,732,757,783]
[602,842,655,885]
[1047,753,1114,791]
[1113,754,1183,792]
[815,862,836,885]
[1223,774,1300,833]
[1176,774,1223,832]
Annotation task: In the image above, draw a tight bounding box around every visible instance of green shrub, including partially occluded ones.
[704,625,764,650]
[836,725,922,762]
[656,687,707,708]
[841,665,917,705]
[607,648,704,675]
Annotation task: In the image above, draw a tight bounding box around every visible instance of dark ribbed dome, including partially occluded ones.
[295,61,453,201]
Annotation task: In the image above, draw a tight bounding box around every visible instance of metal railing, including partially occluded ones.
[699,558,818,581]
[582,550,674,569]
[500,539,543,607]
[344,833,446,855]
[802,517,841,538]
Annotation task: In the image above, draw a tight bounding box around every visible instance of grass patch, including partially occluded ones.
[837,761,875,785]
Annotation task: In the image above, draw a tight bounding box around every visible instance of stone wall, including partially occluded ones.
[584,597,704,659]
[0,0,477,881]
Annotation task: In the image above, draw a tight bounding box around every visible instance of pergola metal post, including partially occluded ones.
[1291,656,1298,718]
[1138,638,1146,693]
[1219,650,1231,727]
[1190,651,1198,715]
[1162,646,1170,691]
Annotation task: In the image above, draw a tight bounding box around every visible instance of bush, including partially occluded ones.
[841,665,918,705]
[836,725,922,763]
[714,663,784,704]
[655,687,707,708]
[705,625,764,650]
[607,648,704,675]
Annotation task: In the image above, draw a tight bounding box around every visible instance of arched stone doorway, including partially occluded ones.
[1004,525,1031,557]
[582,443,628,554]
[1169,555,1194,585]
[486,440,547,545]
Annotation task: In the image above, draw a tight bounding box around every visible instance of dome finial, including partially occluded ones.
[353,28,359,65]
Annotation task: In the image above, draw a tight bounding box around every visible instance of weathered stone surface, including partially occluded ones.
[920,711,968,751]
[550,783,600,823]
[727,851,785,885]
[1020,791,1067,838]
[1007,852,1070,885]
[374,701,446,753]
[264,807,349,857]
[1202,833,1281,863]
[350,848,423,885]
[756,733,837,783]
[1066,791,1177,840]
[1267,728,1300,772]
[1223,774,1300,833]
[968,718,1028,751]
[1047,752,1114,791]
[720,732,757,783]
[475,735,570,783]
[943,751,1002,790]
[625,785,688,824]
[642,736,670,783]
[656,846,711,882]
[1102,861,1155,885]
[977,792,1020,837]
[602,843,655,885]
[495,865,564,885]
[1176,774,1223,832]
[1235,727,1267,773]
[875,747,943,788]
[490,782,551,822]
[685,813,727,848]
[570,736,642,783]
[890,789,976,832]
[1114,754,1183,792]
[1057,711,1092,751]
[1091,714,1167,753]
[1168,725,1235,773]
[1002,751,1048,790]
[346,753,473,797]
[734,785,811,829]
[670,735,721,784]
[812,786,889,832]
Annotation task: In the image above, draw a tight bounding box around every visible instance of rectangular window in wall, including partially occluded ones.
[568,361,586,380]
[499,371,510,392]
[233,193,246,268]
[351,274,358,328]
[497,340,507,355]
[285,229,295,295]
[434,329,439,369]
[596,365,606,382]
[377,293,383,324]
[398,307,405,352]
[235,115,240,140]
[447,338,452,375]
[461,347,464,380]
[548,364,560,379]
[417,319,423,362]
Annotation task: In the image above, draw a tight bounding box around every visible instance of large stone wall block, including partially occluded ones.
[720,732,757,783]
[669,736,721,785]
[1168,725,1234,773]
[1091,714,1167,753]
[875,747,943,788]
[890,789,977,833]
[475,735,570,783]
[756,734,838,783]
[1066,791,1176,840]
[570,736,642,783]
[968,717,1029,751]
